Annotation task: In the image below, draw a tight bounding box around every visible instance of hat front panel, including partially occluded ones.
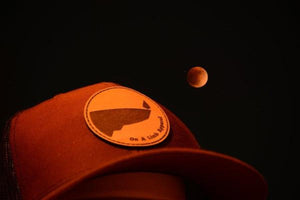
[9,82,201,200]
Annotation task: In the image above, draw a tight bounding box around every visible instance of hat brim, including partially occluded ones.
[45,148,267,200]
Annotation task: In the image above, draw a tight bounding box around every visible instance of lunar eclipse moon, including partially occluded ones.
[187,66,208,88]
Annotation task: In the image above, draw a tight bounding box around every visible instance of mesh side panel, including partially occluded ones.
[0,115,21,200]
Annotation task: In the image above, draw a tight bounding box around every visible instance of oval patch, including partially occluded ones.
[84,86,170,147]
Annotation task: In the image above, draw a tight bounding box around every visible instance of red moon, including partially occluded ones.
[187,66,208,88]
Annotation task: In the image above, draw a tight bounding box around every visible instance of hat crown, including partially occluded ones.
[10,82,200,200]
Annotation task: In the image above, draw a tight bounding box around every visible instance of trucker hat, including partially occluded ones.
[0,82,267,199]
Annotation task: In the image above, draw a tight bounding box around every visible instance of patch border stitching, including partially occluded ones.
[84,86,170,147]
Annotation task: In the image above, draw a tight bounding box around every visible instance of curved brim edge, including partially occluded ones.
[43,148,268,200]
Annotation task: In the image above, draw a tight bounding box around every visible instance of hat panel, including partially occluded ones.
[9,82,200,200]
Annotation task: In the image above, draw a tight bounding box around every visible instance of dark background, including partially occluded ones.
[0,1,297,199]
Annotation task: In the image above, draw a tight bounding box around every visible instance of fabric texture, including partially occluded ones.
[0,116,21,200]
[2,82,267,200]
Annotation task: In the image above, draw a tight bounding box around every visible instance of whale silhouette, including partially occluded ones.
[90,101,151,137]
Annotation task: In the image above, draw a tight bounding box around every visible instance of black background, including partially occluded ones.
[0,1,297,199]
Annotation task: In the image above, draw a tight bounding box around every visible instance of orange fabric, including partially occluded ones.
[55,172,186,200]
[9,82,267,200]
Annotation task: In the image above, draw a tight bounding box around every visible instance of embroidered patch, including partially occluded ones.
[84,86,170,147]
